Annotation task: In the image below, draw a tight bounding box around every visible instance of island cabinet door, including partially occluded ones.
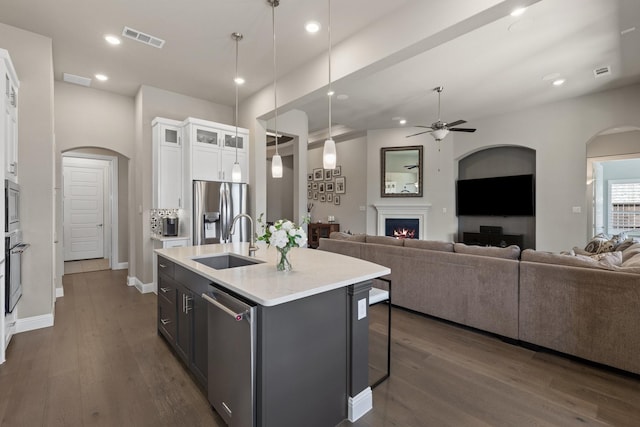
[190,293,208,388]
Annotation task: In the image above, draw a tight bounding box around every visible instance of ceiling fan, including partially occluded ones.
[406,86,476,141]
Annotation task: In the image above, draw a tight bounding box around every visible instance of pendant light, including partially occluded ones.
[269,0,283,178]
[322,0,337,170]
[231,32,244,183]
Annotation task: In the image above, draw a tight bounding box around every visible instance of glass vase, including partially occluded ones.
[276,246,292,272]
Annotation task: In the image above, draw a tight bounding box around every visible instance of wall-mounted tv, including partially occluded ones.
[456,174,535,216]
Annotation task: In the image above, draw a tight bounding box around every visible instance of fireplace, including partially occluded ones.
[374,204,431,240]
[385,218,419,239]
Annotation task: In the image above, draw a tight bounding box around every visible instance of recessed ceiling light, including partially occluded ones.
[104,35,121,45]
[510,7,527,17]
[327,90,335,96]
[399,119,407,125]
[552,78,566,86]
[234,76,245,85]
[621,27,636,36]
[336,94,348,100]
[95,74,108,81]
[305,21,321,33]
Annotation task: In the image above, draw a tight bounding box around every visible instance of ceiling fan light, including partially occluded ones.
[231,162,242,182]
[431,128,449,141]
[272,154,283,178]
[323,138,337,169]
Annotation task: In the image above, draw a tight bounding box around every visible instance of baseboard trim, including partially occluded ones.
[56,286,64,298]
[348,387,372,422]
[127,275,155,294]
[113,262,129,270]
[16,313,54,334]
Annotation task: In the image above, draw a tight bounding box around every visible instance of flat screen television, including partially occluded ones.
[456,174,535,216]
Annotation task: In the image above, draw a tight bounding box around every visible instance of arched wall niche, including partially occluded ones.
[457,145,536,249]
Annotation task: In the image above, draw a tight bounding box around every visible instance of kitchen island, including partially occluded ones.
[155,242,390,427]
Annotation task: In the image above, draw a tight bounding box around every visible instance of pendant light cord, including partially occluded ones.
[272,1,279,155]
[234,35,240,163]
[328,0,332,139]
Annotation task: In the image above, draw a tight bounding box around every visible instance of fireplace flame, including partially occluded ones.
[393,228,415,239]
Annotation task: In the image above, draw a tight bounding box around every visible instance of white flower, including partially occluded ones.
[270,229,289,248]
[294,232,307,248]
[282,220,293,231]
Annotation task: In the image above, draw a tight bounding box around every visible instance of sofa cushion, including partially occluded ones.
[329,231,366,242]
[404,239,454,252]
[454,243,520,260]
[622,252,640,268]
[365,235,404,246]
[622,243,640,263]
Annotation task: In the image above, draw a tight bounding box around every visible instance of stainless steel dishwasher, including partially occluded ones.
[202,287,257,427]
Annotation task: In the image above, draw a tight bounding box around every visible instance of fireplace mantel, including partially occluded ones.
[374,204,431,240]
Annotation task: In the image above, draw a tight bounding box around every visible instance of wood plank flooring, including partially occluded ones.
[1,270,639,426]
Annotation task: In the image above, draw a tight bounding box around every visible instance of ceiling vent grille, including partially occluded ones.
[593,65,611,78]
[63,73,91,87]
[122,26,165,48]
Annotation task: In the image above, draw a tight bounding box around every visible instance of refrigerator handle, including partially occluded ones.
[220,183,229,242]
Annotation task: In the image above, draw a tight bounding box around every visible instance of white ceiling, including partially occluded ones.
[1,0,639,135]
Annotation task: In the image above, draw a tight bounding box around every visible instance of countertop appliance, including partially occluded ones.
[5,180,20,233]
[162,217,179,236]
[5,230,29,313]
[203,286,256,427]
[193,180,249,245]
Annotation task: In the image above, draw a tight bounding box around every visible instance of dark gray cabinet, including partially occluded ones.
[157,256,208,389]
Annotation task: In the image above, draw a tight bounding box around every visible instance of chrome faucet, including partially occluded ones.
[230,214,258,256]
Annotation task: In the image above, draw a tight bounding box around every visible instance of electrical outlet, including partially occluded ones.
[572,206,581,214]
[358,298,367,320]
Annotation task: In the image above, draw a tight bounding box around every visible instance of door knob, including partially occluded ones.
[97,224,103,227]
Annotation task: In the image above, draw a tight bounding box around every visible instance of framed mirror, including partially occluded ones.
[381,145,423,197]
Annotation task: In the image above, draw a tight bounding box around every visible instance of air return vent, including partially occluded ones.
[593,65,611,78]
[122,26,165,48]
[63,73,91,87]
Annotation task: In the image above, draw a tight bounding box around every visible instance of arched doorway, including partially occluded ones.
[586,128,640,240]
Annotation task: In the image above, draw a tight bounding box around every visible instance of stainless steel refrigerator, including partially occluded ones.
[192,180,249,245]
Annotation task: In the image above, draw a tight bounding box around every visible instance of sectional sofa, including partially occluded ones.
[318,233,640,375]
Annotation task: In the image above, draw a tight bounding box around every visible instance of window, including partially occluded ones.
[609,180,640,235]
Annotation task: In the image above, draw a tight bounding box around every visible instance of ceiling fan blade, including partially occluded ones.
[414,125,433,129]
[406,130,433,138]
[446,119,466,128]
[450,127,476,133]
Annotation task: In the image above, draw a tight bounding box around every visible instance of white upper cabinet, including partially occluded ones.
[2,49,19,182]
[152,118,183,208]
[183,117,249,183]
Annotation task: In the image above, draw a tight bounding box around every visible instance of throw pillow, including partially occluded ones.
[610,232,629,248]
[584,234,613,254]
[616,237,639,253]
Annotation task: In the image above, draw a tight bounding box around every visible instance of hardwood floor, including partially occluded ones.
[1,270,639,426]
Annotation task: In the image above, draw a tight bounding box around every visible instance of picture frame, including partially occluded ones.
[327,193,333,203]
[307,190,312,198]
[334,195,340,205]
[313,168,323,181]
[320,194,326,202]
[312,182,318,190]
[326,182,334,192]
[324,169,332,181]
[307,182,311,190]
[313,191,318,200]
[307,173,313,181]
[335,177,346,194]
[333,165,342,177]
[318,182,325,193]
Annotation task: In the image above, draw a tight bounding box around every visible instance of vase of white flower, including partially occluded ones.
[257,214,308,272]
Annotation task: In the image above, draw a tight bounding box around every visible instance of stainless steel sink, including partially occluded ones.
[192,253,262,270]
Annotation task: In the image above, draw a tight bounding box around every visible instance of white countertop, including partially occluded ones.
[155,242,390,306]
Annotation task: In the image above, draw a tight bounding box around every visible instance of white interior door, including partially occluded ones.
[63,163,105,261]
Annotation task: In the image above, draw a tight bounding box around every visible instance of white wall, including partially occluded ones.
[0,24,55,319]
